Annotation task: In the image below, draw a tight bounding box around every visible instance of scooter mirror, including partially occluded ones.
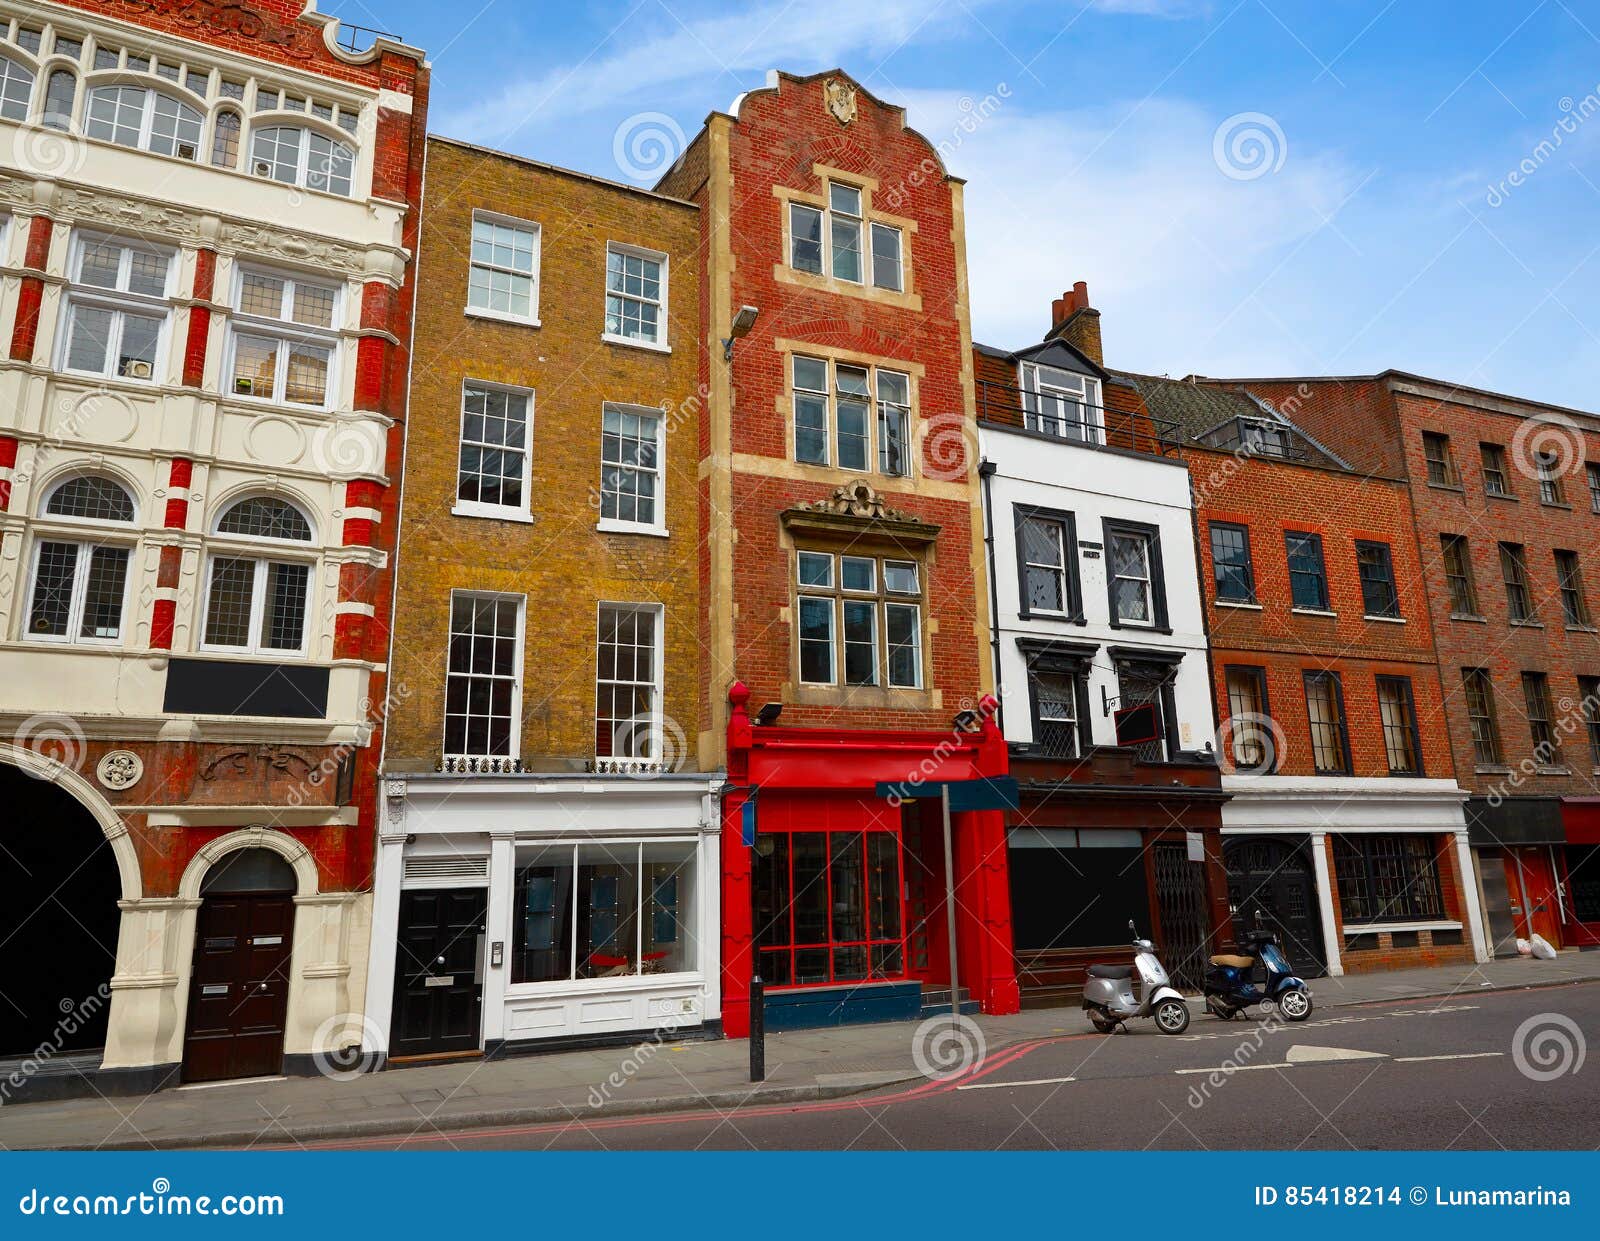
[1127,919,1137,933]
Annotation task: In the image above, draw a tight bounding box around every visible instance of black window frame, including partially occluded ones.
[1587,462,1600,515]
[1354,539,1401,619]
[1480,442,1512,497]
[1555,549,1590,628]
[1536,451,1567,506]
[1208,521,1256,604]
[1102,517,1169,631]
[1462,667,1502,767]
[1439,533,1479,617]
[1222,663,1274,773]
[1011,503,1081,623]
[1017,637,1096,759]
[1498,542,1536,624]
[1302,669,1353,775]
[1332,834,1445,924]
[1421,431,1458,487]
[1375,674,1424,776]
[1578,675,1600,767]
[1285,530,1330,611]
[1521,671,1561,766]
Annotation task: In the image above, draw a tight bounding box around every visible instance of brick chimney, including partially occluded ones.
[1046,280,1103,366]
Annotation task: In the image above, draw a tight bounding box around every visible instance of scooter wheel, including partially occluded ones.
[1277,987,1313,1022]
[1154,998,1190,1035]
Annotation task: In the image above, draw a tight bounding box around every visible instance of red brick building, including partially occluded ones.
[659,71,1017,1033]
[1123,375,1486,976]
[1211,373,1600,954]
[0,0,425,1092]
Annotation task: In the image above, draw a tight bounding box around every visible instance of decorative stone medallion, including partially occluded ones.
[97,750,144,791]
[824,77,858,125]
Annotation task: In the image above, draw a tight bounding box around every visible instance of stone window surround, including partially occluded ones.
[771,163,922,312]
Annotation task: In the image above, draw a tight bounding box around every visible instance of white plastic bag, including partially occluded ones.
[1530,933,1557,960]
[1516,938,1532,956]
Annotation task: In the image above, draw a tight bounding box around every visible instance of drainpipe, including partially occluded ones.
[978,458,1004,731]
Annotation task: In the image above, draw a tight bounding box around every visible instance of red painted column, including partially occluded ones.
[721,681,756,1038]
[151,458,192,651]
[353,282,395,415]
[181,248,217,389]
[9,215,53,362]
[334,477,384,661]
[0,435,18,511]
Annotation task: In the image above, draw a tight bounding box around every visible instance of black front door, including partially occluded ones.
[391,888,486,1058]
[182,894,295,1082]
[1224,837,1326,977]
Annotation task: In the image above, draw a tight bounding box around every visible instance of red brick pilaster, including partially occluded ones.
[334,477,385,660]
[151,458,194,651]
[182,248,217,389]
[9,216,53,363]
[0,436,18,511]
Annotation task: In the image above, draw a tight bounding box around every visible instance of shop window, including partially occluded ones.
[1567,845,1600,923]
[1332,834,1444,923]
[511,840,696,983]
[753,829,902,986]
[1007,828,1147,949]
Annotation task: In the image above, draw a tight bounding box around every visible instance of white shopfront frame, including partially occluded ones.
[366,772,722,1055]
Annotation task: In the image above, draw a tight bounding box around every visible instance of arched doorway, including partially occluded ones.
[0,763,124,1058]
[1223,836,1327,977]
[181,847,297,1083]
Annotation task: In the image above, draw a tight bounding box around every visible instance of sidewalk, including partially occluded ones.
[3,951,1595,1151]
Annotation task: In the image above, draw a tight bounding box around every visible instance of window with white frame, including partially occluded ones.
[455,383,531,515]
[211,108,241,168]
[1106,523,1161,626]
[599,404,663,531]
[1016,509,1075,616]
[26,476,137,645]
[249,124,354,195]
[0,54,34,121]
[796,551,922,688]
[86,85,203,159]
[202,496,315,656]
[595,604,662,762]
[604,243,666,346]
[788,181,904,291]
[792,354,911,476]
[61,235,172,382]
[230,267,339,408]
[1020,362,1102,442]
[467,212,539,322]
[444,591,523,758]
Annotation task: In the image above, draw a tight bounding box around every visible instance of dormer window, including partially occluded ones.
[1019,362,1102,442]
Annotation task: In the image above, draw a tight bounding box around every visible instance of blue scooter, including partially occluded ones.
[1203,916,1313,1022]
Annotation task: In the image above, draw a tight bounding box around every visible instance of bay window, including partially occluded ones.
[230,267,339,408]
[61,235,172,382]
[796,551,922,688]
[512,840,697,983]
[791,354,912,476]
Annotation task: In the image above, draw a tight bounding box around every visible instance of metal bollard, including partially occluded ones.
[749,972,766,1083]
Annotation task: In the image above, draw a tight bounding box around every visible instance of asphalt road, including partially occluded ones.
[311,982,1599,1151]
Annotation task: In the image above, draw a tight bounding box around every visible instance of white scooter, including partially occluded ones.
[1081,920,1191,1035]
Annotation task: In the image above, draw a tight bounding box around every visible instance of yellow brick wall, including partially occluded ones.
[385,138,705,772]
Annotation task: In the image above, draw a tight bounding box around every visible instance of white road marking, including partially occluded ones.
[1285,1044,1388,1063]
[1393,1052,1505,1063]
[1174,1063,1286,1075]
[956,1075,1077,1090]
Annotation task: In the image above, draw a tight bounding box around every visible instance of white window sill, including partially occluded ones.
[453,503,534,523]
[601,332,671,354]
[1363,614,1406,624]
[504,970,704,999]
[596,519,669,538]
[1344,919,1462,936]
[464,305,541,328]
[1215,599,1262,610]
[1291,607,1337,617]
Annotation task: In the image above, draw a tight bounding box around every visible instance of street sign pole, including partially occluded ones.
[941,783,960,1021]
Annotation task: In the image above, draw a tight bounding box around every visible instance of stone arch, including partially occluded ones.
[0,742,142,902]
[178,826,320,902]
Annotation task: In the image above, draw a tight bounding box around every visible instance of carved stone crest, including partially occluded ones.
[96,750,144,791]
[797,479,920,523]
[824,77,858,126]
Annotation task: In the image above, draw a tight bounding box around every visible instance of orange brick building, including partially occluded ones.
[1123,375,1486,976]
[659,71,1017,1033]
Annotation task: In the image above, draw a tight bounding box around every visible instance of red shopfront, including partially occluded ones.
[1560,800,1600,948]
[720,684,1022,1036]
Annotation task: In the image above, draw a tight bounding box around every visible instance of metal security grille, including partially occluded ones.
[1153,842,1208,992]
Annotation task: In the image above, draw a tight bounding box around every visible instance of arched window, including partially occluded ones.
[41,67,75,130]
[249,125,354,196]
[27,475,138,646]
[204,497,315,655]
[85,85,202,159]
[45,475,137,523]
[201,848,297,895]
[0,54,35,121]
[210,108,240,168]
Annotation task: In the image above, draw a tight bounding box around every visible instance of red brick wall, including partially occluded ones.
[1185,445,1456,781]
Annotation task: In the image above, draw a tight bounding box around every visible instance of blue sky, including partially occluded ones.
[336,1,1600,410]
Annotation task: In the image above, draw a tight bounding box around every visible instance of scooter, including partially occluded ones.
[1203,917,1313,1022]
[1082,920,1191,1035]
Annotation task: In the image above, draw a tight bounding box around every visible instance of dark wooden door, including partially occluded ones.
[390,888,486,1058]
[1224,837,1326,977]
[182,895,295,1083]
